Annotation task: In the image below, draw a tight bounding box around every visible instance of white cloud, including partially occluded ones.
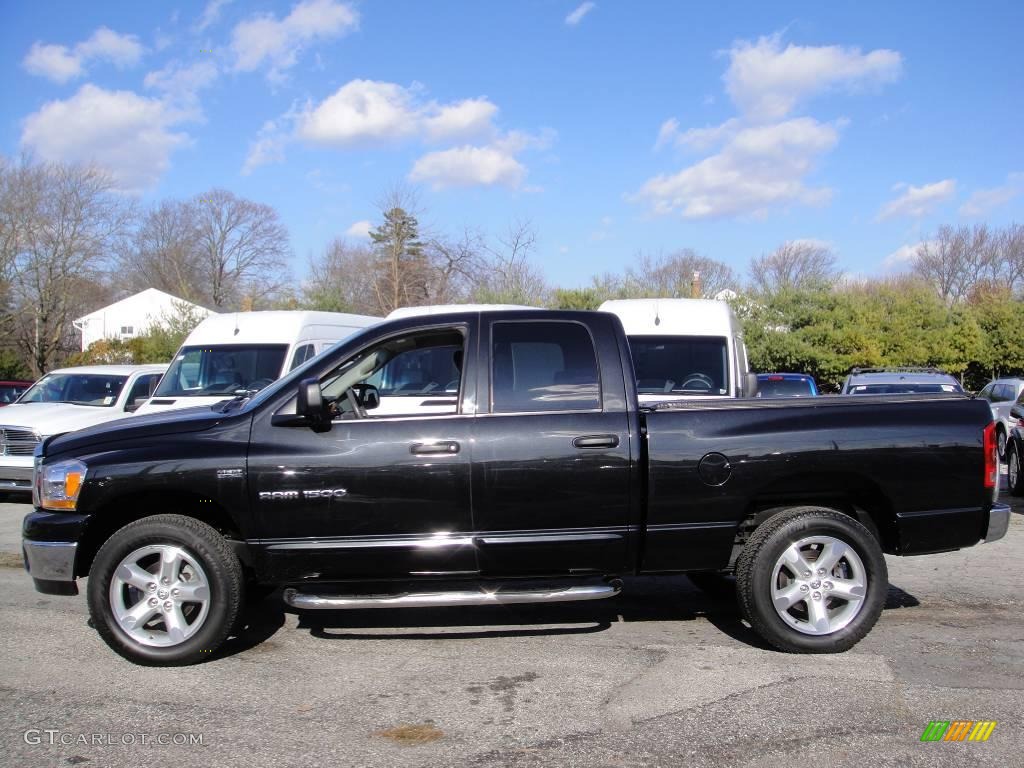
[724,33,903,121]
[242,116,292,175]
[960,172,1024,217]
[877,180,956,220]
[196,0,234,32]
[655,117,741,152]
[423,98,499,142]
[883,240,933,271]
[20,84,190,193]
[22,43,83,83]
[144,60,219,109]
[296,81,498,147]
[635,117,840,219]
[345,220,372,239]
[409,145,526,189]
[231,0,358,78]
[297,80,422,145]
[565,2,596,26]
[22,27,145,83]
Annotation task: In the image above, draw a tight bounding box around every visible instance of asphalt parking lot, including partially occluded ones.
[1,487,1021,768]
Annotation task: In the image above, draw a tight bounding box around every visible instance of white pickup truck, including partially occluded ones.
[0,364,166,494]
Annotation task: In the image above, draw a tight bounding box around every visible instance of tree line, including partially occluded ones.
[1,156,1021,391]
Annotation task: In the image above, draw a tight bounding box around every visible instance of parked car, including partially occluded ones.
[0,379,33,405]
[599,298,755,403]
[976,378,1024,459]
[1004,395,1024,495]
[840,368,964,395]
[134,311,379,416]
[0,364,166,494]
[22,309,1006,665]
[756,373,819,397]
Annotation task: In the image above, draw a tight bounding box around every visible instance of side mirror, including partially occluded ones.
[351,383,380,411]
[296,377,330,432]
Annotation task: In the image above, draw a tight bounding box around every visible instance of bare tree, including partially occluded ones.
[302,238,382,315]
[191,188,291,308]
[118,199,203,302]
[473,220,548,305]
[1,159,130,374]
[607,249,737,299]
[913,224,995,304]
[749,240,839,295]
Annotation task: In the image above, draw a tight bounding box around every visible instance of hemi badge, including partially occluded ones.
[216,468,244,479]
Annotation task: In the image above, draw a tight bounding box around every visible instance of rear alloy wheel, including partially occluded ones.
[736,507,887,653]
[997,428,1007,462]
[88,514,243,665]
[1008,443,1024,496]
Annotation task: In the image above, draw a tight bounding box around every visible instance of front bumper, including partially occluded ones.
[23,539,79,595]
[984,503,1011,543]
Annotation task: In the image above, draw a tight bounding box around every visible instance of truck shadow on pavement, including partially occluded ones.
[215,576,921,658]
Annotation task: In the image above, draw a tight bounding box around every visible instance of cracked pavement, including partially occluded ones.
[0,491,1021,767]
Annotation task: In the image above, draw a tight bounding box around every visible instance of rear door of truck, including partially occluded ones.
[470,311,639,575]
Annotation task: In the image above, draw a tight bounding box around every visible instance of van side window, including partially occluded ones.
[491,322,600,413]
[290,344,315,371]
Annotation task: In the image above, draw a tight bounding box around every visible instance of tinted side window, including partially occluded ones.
[491,321,600,413]
[993,383,1011,402]
[290,344,315,371]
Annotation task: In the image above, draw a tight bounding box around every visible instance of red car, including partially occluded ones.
[0,380,33,406]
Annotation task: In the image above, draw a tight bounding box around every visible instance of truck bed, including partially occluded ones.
[640,393,993,572]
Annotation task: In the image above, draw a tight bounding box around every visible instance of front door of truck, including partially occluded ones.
[470,314,634,575]
[248,321,480,582]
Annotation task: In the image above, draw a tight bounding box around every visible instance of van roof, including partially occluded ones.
[598,298,738,337]
[386,304,539,319]
[184,311,381,346]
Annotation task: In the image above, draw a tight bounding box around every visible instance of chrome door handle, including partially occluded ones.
[572,434,619,449]
[410,441,461,455]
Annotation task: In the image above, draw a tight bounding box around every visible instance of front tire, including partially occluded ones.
[1008,442,1024,496]
[87,514,244,666]
[736,507,887,653]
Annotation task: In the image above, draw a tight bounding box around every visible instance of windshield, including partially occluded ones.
[154,344,288,397]
[19,373,128,407]
[846,382,962,394]
[758,378,815,397]
[629,335,729,396]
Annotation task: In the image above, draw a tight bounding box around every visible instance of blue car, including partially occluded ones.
[756,373,819,398]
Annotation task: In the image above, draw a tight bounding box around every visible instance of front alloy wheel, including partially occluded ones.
[1008,443,1024,496]
[88,514,243,665]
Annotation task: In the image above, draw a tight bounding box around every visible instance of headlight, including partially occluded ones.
[37,460,87,511]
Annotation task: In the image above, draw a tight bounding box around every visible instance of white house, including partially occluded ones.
[72,289,214,352]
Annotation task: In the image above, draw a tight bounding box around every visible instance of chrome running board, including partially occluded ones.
[283,581,622,610]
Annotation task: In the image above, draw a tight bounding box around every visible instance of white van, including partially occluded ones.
[135,311,379,414]
[598,298,754,403]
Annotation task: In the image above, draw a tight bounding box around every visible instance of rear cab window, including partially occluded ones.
[490,321,601,413]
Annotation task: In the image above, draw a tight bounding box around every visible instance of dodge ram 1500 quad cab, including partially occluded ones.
[22,309,1009,665]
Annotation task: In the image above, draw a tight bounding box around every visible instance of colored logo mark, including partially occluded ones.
[920,721,996,742]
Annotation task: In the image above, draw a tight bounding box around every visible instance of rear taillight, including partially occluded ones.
[983,421,998,490]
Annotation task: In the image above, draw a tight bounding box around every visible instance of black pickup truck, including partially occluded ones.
[23,309,1010,665]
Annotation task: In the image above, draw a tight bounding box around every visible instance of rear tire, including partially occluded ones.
[87,514,244,666]
[997,426,1007,462]
[1008,442,1024,496]
[736,507,887,653]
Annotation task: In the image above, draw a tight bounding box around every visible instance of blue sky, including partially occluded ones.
[2,0,1022,287]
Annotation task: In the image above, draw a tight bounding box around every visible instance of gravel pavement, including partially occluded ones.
[0,487,1021,768]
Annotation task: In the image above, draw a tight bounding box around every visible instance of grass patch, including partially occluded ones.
[374,724,444,745]
[0,552,24,568]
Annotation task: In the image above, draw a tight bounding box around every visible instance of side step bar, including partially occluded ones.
[283,581,622,610]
